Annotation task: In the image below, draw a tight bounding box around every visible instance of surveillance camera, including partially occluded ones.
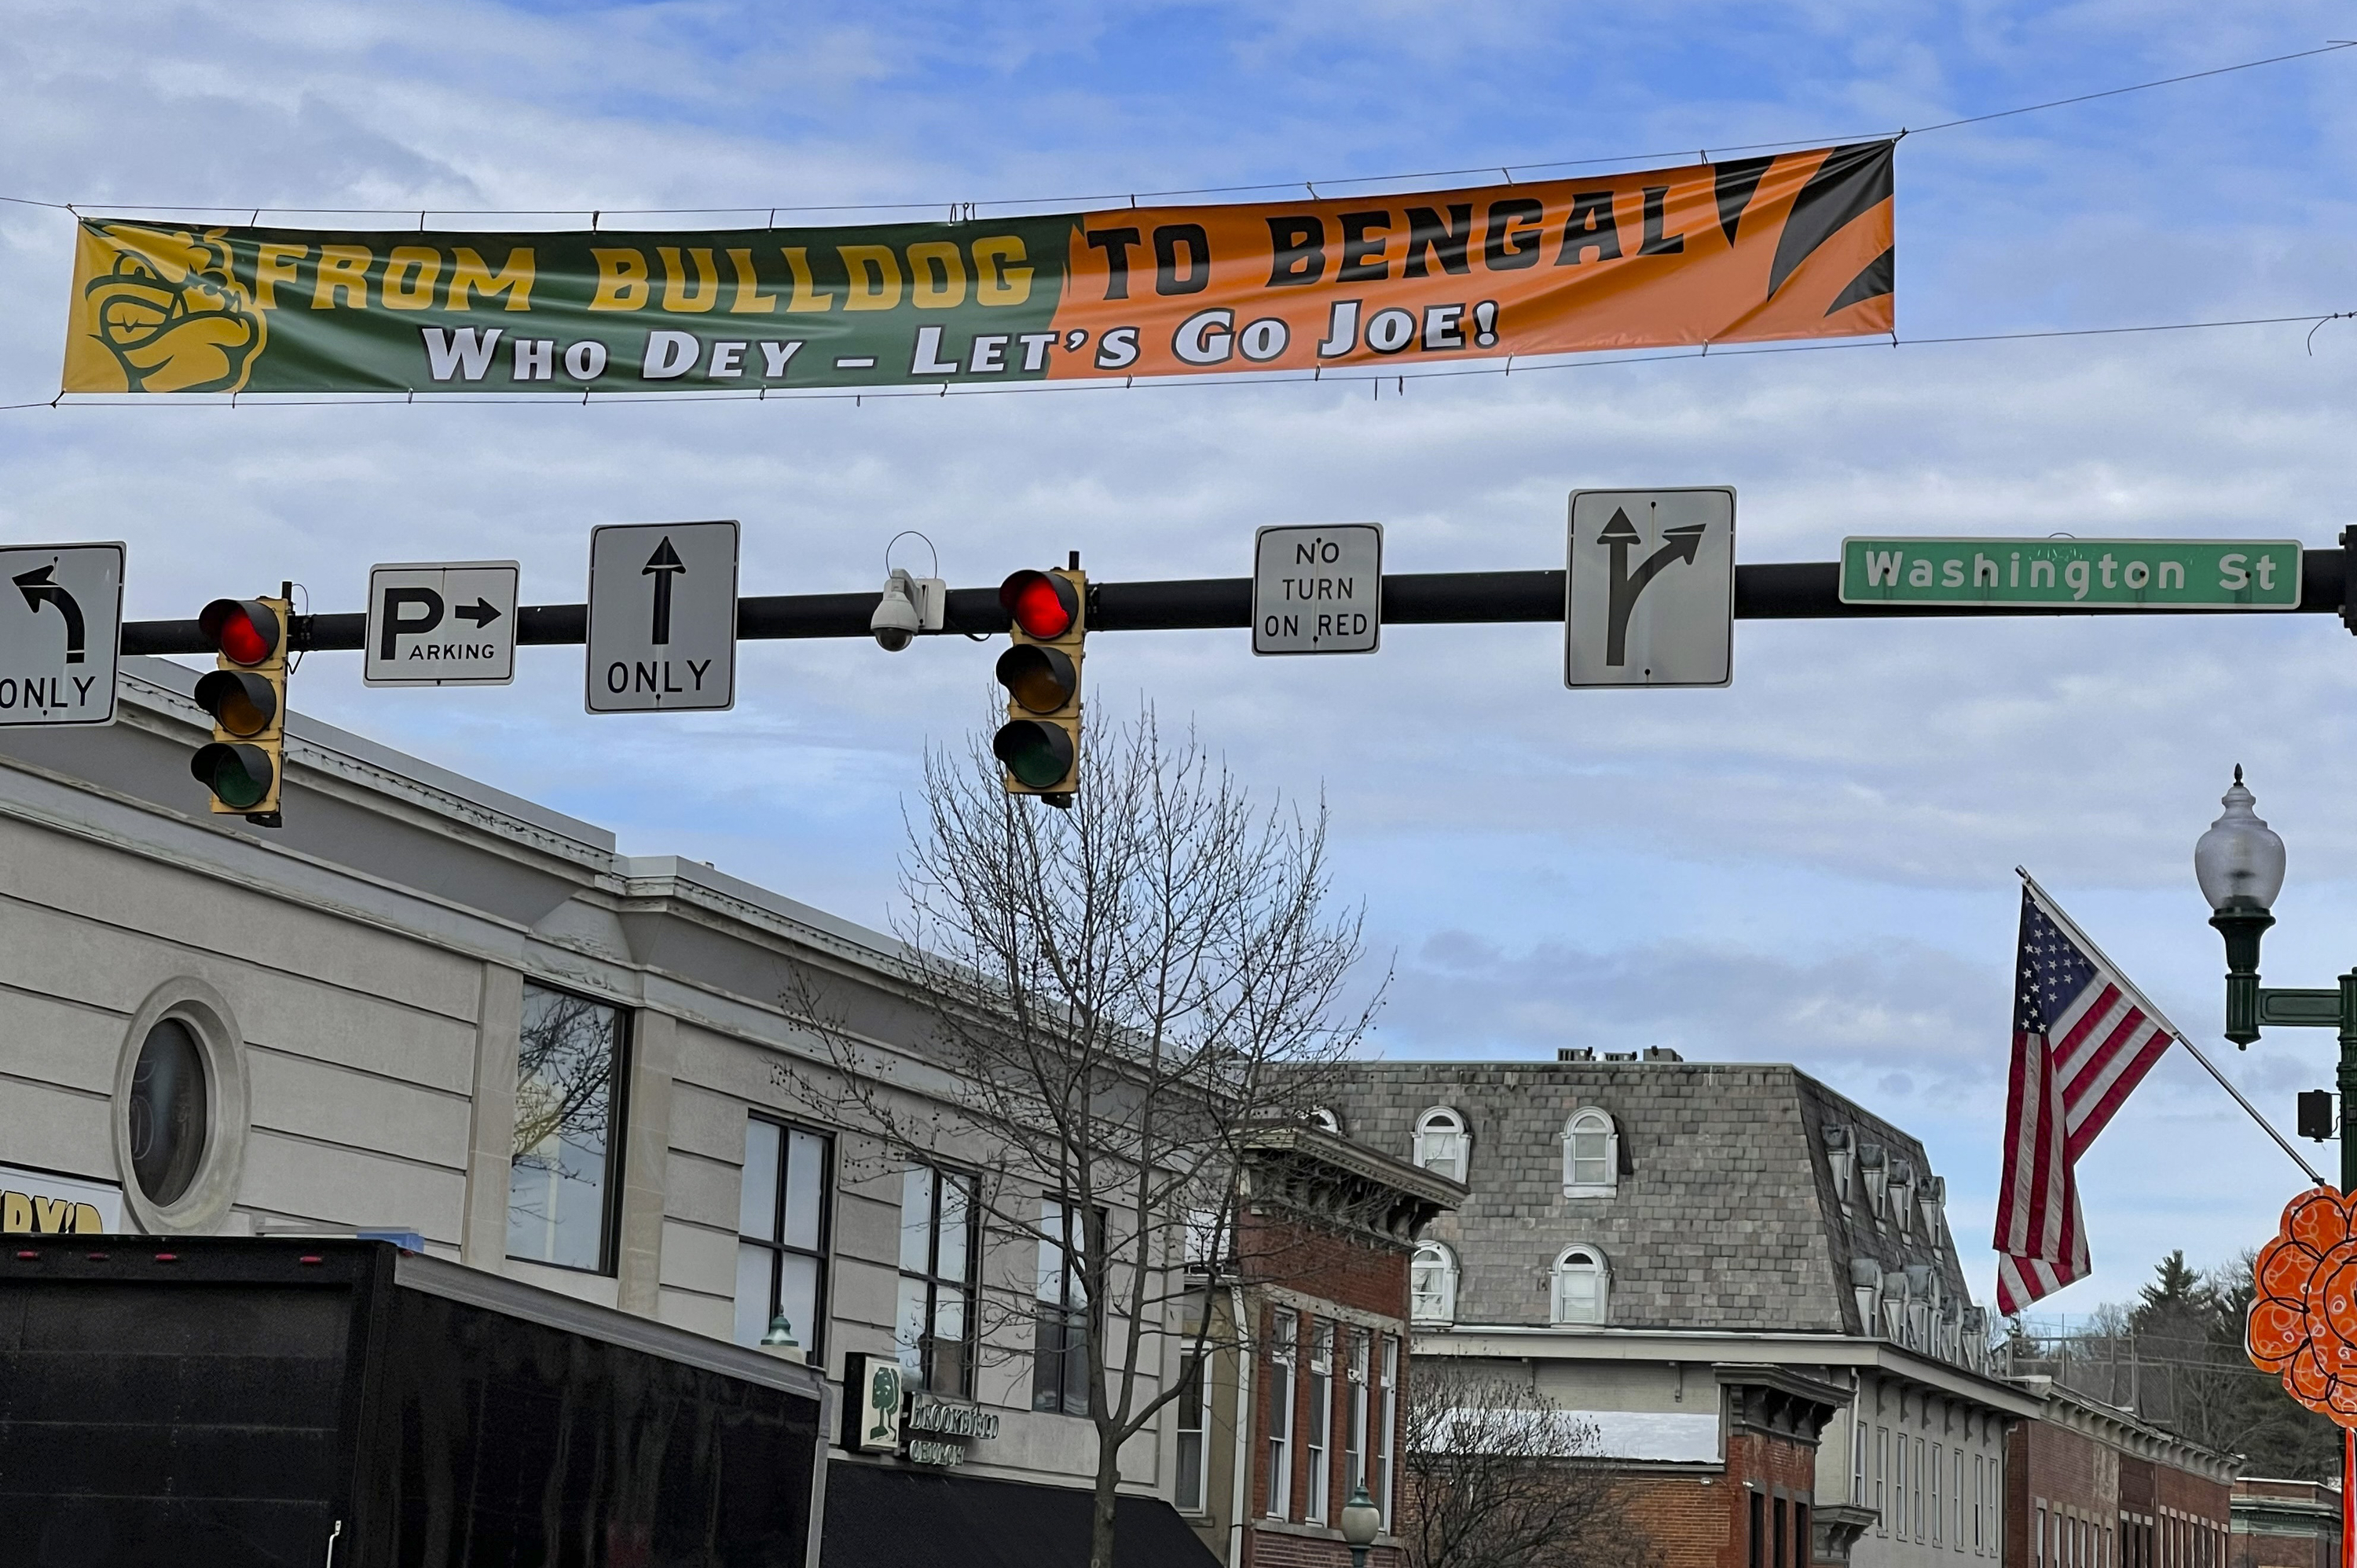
[872,573,922,651]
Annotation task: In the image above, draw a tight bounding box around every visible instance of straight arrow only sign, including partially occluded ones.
[585,520,739,713]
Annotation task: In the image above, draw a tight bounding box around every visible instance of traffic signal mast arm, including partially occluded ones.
[113,551,2357,658]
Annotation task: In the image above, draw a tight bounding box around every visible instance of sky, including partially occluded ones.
[5,0,2357,1317]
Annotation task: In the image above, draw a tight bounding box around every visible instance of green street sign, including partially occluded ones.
[1838,537,2302,609]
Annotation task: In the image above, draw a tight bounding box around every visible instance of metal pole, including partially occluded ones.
[109,548,2355,657]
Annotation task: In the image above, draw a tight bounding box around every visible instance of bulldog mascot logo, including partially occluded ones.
[66,223,266,393]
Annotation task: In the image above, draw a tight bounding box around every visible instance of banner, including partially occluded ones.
[62,141,1893,397]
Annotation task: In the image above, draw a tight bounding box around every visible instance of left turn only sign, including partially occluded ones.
[365,561,520,686]
[0,541,124,727]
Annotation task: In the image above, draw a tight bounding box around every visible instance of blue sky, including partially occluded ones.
[5,0,2356,1314]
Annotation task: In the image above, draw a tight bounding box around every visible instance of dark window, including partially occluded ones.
[1774,1497,1787,1568]
[1750,1492,1765,1568]
[1033,1197,1098,1413]
[896,1164,977,1395]
[127,1018,207,1207]
[507,986,629,1273]
[735,1118,831,1356]
[1175,1354,1208,1511]
[1795,1502,1811,1568]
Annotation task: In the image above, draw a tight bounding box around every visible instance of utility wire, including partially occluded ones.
[1,42,2348,221]
[2,309,2345,415]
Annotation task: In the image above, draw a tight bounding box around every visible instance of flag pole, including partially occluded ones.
[2017,868,2329,1187]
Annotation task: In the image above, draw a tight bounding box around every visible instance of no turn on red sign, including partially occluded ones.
[1252,524,1382,655]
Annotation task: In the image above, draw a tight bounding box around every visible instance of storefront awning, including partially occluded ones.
[823,1462,1219,1568]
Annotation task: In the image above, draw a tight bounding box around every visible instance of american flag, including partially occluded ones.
[1993,880,2179,1317]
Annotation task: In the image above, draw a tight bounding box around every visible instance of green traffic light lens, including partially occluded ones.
[212,760,269,809]
[995,646,1076,714]
[993,720,1073,789]
[191,743,273,810]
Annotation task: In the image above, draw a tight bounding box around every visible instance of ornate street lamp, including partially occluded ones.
[2197,768,2352,1189]
[1339,1483,1383,1568]
[2196,766,2287,1047]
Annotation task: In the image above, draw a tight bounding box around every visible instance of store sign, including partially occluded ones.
[0,1162,122,1234]
[842,1354,906,1453]
[904,1394,1000,1467]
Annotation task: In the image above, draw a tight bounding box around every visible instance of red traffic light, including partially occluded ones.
[995,646,1077,715]
[199,599,282,666]
[193,670,278,738]
[999,570,1077,640]
[993,720,1075,791]
[189,742,275,811]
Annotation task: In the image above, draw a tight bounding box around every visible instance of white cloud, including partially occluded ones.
[4,0,2355,1316]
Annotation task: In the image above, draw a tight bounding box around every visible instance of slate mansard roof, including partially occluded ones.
[1318,1058,1977,1336]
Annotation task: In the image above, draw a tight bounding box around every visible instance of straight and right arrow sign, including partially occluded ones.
[1566,489,1736,688]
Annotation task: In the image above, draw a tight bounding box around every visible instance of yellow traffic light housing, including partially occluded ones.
[190,592,289,826]
[994,562,1085,803]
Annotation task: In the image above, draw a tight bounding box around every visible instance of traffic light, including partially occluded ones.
[190,591,290,826]
[993,559,1085,804]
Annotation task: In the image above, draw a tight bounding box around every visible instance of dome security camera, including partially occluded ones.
[872,570,922,651]
[871,567,944,651]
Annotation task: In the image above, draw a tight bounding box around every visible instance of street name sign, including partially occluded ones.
[1839,537,2302,609]
[0,540,123,727]
[1252,523,1382,654]
[585,520,739,713]
[1566,489,1735,688]
[364,560,520,686]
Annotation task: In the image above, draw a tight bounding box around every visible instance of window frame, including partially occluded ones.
[734,1114,834,1357]
[1550,1244,1609,1325]
[1034,1195,1102,1416]
[1377,1335,1398,1530]
[1411,1106,1471,1181]
[1266,1309,1297,1519]
[1410,1240,1458,1324]
[1305,1321,1333,1523]
[1915,1435,1926,1541]
[1175,1352,1211,1514]
[506,983,632,1277]
[1344,1328,1370,1495]
[896,1161,981,1397]
[112,978,251,1237]
[1562,1107,1618,1197]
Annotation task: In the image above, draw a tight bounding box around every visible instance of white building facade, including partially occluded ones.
[0,658,1208,1568]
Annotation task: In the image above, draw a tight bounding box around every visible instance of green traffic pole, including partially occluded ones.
[2341,973,2357,1194]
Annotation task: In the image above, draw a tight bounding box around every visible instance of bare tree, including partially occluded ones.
[1404,1365,1659,1568]
[787,709,1382,1568]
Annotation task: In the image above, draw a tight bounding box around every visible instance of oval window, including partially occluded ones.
[127,1018,208,1207]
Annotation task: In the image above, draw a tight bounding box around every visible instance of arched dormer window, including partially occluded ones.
[1413,1107,1471,1182]
[1551,1245,1610,1325]
[1410,1241,1458,1324]
[1563,1108,1618,1197]
[1308,1107,1342,1134]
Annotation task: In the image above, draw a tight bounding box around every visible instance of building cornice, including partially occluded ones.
[1420,1325,2045,1417]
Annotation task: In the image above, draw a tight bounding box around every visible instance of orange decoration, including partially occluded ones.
[2249,1185,2357,1427]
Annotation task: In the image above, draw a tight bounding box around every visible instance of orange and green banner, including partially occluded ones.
[64,142,1894,397]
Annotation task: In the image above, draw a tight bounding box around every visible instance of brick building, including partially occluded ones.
[2002,1379,2234,1568]
[1175,1124,1464,1568]
[1318,1053,2043,1568]
[2231,1478,2342,1568]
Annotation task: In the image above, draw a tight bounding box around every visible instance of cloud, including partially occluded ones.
[5,0,2355,1313]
